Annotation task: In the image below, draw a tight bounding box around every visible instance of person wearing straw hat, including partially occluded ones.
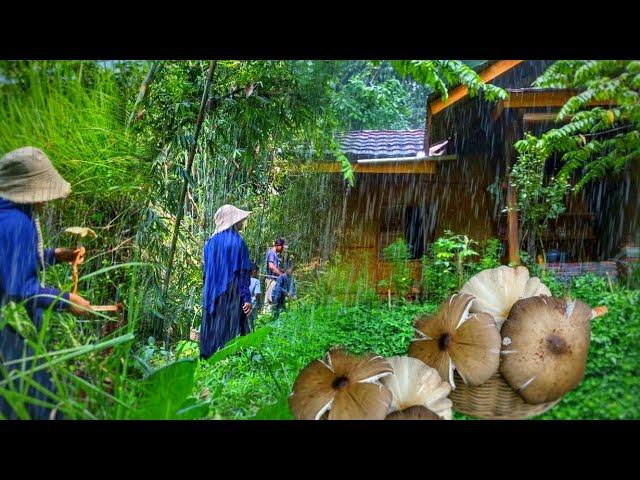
[0,146,92,420]
[200,204,253,359]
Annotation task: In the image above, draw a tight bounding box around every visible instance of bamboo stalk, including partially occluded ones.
[126,61,161,128]
[162,61,217,303]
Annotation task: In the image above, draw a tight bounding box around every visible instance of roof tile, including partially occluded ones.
[337,129,449,158]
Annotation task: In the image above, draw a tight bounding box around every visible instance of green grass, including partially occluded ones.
[0,261,145,419]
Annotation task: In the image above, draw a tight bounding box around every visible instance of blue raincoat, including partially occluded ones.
[200,228,252,359]
[0,197,69,419]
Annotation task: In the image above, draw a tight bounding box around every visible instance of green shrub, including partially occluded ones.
[422,231,502,304]
[184,269,639,420]
[518,250,566,297]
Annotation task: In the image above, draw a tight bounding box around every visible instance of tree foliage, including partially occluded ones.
[329,61,427,131]
[390,60,508,103]
[517,60,640,192]
[512,60,640,254]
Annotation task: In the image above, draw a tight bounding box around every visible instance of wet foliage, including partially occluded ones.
[0,60,638,420]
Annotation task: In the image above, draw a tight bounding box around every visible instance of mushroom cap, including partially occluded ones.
[380,356,452,419]
[460,266,551,330]
[408,293,501,389]
[499,296,592,404]
[385,405,443,420]
[288,348,394,420]
[65,227,98,239]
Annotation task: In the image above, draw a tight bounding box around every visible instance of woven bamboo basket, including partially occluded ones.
[449,371,561,420]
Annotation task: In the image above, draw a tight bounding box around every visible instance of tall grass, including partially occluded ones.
[0,61,149,203]
[0,62,169,419]
[0,262,143,419]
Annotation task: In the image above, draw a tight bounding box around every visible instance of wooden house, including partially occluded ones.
[312,60,640,291]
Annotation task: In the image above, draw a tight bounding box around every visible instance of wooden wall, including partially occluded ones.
[338,152,501,290]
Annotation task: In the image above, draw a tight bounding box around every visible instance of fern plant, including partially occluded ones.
[512,60,640,256]
[516,60,640,192]
[390,60,508,103]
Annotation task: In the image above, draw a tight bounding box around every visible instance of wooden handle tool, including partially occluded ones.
[91,303,124,313]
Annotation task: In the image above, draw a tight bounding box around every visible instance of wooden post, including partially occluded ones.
[505,120,521,265]
[424,107,432,154]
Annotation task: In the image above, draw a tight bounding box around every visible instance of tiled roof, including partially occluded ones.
[337,129,449,159]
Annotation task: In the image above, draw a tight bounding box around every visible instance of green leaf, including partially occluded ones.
[207,326,274,364]
[133,358,197,419]
[175,397,210,420]
[253,393,294,420]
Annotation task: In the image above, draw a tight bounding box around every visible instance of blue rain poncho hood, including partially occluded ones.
[202,228,253,316]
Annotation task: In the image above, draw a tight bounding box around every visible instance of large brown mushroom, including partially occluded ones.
[460,266,551,330]
[385,405,443,420]
[380,356,452,420]
[408,293,501,389]
[499,296,592,404]
[288,348,394,420]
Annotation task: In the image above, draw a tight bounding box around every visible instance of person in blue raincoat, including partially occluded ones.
[0,147,92,420]
[200,204,253,359]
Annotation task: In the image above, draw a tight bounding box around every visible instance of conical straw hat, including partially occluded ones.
[213,204,251,234]
[0,147,71,204]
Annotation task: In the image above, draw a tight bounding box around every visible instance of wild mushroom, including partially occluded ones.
[408,293,501,389]
[386,405,443,420]
[499,296,592,404]
[460,266,551,330]
[65,227,98,239]
[288,348,393,420]
[65,227,97,294]
[380,356,452,420]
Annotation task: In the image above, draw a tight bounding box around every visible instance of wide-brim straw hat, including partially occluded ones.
[213,204,251,235]
[0,147,71,204]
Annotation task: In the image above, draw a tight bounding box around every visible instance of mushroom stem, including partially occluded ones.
[71,259,79,294]
[591,306,608,320]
